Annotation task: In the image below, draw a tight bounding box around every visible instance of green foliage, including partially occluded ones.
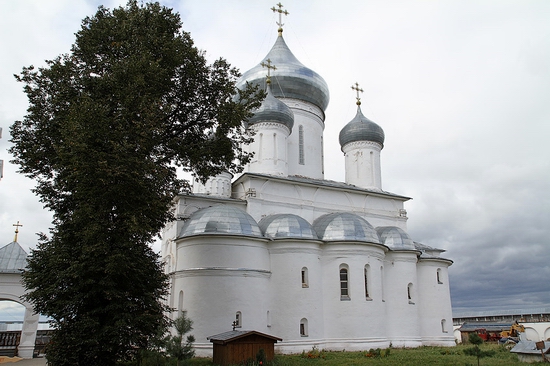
[165,312,196,365]
[10,1,263,365]
[300,346,326,359]
[464,334,496,366]
[256,348,267,364]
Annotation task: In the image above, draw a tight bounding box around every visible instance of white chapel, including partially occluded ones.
[161,6,454,355]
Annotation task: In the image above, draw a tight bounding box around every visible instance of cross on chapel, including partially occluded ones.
[351,82,364,106]
[13,221,23,243]
[271,3,289,34]
[260,59,277,84]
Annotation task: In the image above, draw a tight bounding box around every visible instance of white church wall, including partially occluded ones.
[283,99,325,180]
[172,234,271,356]
[320,243,390,350]
[267,240,325,348]
[383,251,422,347]
[173,269,271,357]
[247,122,290,176]
[343,141,383,190]
[175,235,270,270]
[416,260,455,346]
[233,175,408,229]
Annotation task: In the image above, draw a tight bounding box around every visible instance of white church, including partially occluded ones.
[161,7,454,355]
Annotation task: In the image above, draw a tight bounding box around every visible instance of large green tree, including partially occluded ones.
[9,2,262,365]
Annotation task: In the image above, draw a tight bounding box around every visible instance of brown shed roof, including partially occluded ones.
[207,330,282,345]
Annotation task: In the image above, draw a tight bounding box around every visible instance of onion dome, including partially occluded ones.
[248,83,294,132]
[339,106,385,149]
[312,212,380,243]
[376,226,415,250]
[259,214,317,239]
[237,35,330,111]
[179,205,262,238]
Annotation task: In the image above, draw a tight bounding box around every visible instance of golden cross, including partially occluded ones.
[351,82,364,106]
[261,58,277,84]
[271,3,289,34]
[13,221,23,243]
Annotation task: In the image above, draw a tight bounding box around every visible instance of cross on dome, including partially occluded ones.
[351,82,364,106]
[261,58,277,84]
[271,2,289,35]
[13,221,23,243]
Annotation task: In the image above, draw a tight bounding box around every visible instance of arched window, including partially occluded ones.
[178,290,184,315]
[273,133,277,163]
[340,265,350,300]
[441,319,448,333]
[235,311,242,328]
[407,283,414,304]
[364,265,371,300]
[380,266,385,302]
[298,125,305,165]
[267,311,271,327]
[437,268,443,284]
[301,267,309,288]
[300,318,308,337]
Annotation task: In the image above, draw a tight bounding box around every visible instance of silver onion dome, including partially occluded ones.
[179,205,262,238]
[339,106,385,148]
[259,214,317,239]
[237,35,330,111]
[248,83,294,132]
[312,212,380,243]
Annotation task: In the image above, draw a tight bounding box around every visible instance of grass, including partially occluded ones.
[187,343,523,366]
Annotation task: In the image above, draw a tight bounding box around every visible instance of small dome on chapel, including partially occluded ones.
[248,84,294,132]
[339,106,385,149]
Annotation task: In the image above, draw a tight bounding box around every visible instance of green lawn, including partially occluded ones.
[188,343,524,366]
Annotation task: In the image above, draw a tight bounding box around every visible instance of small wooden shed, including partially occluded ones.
[207,330,282,366]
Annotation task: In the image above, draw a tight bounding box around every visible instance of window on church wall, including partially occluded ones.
[441,319,448,333]
[301,267,309,288]
[273,133,277,163]
[258,133,263,161]
[364,265,371,300]
[298,125,305,165]
[235,311,242,328]
[339,265,350,300]
[407,283,414,305]
[300,318,308,337]
[437,268,443,284]
[178,290,184,315]
[380,266,385,302]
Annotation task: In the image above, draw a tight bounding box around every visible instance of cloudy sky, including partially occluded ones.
[0,0,549,319]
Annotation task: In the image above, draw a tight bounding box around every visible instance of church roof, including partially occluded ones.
[376,226,415,250]
[233,172,411,201]
[0,242,28,273]
[339,106,385,148]
[259,214,317,239]
[179,205,262,238]
[313,212,380,243]
[236,35,330,111]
